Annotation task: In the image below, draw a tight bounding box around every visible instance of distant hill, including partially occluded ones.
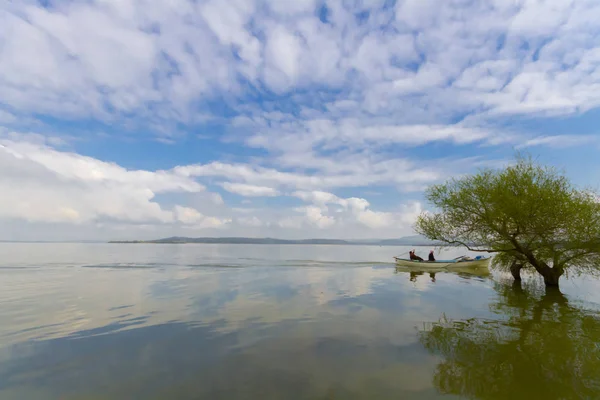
[109,235,444,246]
[377,235,443,246]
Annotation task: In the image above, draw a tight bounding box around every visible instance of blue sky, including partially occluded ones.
[1,0,600,240]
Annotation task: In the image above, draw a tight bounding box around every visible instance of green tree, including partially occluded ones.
[418,280,600,399]
[415,154,600,287]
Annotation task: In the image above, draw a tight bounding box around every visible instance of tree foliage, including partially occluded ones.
[415,154,600,286]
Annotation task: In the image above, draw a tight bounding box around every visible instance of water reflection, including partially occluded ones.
[1,260,493,399]
[395,266,492,286]
[409,271,437,282]
[395,266,491,279]
[1,243,599,399]
[418,280,600,399]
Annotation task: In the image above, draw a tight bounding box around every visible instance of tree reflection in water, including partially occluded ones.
[418,280,600,399]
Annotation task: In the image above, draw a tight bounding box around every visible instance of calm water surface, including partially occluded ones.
[0,243,599,399]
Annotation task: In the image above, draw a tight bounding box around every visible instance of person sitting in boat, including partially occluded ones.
[409,250,424,261]
[428,250,435,261]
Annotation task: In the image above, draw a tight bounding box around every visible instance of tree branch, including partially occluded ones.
[438,239,514,253]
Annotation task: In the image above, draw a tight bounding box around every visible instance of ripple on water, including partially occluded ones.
[1,244,600,399]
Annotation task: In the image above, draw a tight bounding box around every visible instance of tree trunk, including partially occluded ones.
[543,272,560,287]
[510,261,523,281]
[539,266,563,287]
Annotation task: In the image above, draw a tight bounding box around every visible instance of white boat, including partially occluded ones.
[393,256,491,269]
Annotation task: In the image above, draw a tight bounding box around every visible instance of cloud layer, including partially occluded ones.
[0,136,423,239]
[2,0,600,239]
[0,139,205,225]
[4,0,600,124]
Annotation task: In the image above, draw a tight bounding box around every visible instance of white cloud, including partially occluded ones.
[221,182,280,197]
[237,216,263,227]
[2,0,600,126]
[196,216,232,229]
[277,216,304,230]
[242,118,496,153]
[209,192,225,205]
[176,158,443,193]
[175,205,233,229]
[291,190,419,231]
[0,134,422,239]
[303,206,336,229]
[173,206,204,224]
[0,138,205,225]
[268,0,316,16]
[355,209,392,229]
[293,191,341,208]
[517,134,598,149]
[263,24,303,92]
[3,140,203,193]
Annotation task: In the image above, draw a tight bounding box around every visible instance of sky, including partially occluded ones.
[1,0,600,241]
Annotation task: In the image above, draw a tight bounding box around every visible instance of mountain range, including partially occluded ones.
[109,235,444,246]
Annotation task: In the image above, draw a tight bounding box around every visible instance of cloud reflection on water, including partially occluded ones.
[0,244,599,399]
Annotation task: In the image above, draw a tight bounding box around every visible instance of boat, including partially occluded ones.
[393,256,491,269]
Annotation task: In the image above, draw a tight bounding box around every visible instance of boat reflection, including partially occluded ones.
[394,265,491,282]
[404,270,437,282]
[417,280,600,399]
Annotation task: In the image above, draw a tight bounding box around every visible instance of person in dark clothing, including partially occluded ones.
[410,249,424,261]
[428,250,436,261]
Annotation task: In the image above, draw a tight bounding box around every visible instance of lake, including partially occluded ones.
[1,243,599,399]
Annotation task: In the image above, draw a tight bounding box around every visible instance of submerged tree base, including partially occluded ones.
[542,271,562,287]
[510,262,523,281]
[508,261,563,287]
